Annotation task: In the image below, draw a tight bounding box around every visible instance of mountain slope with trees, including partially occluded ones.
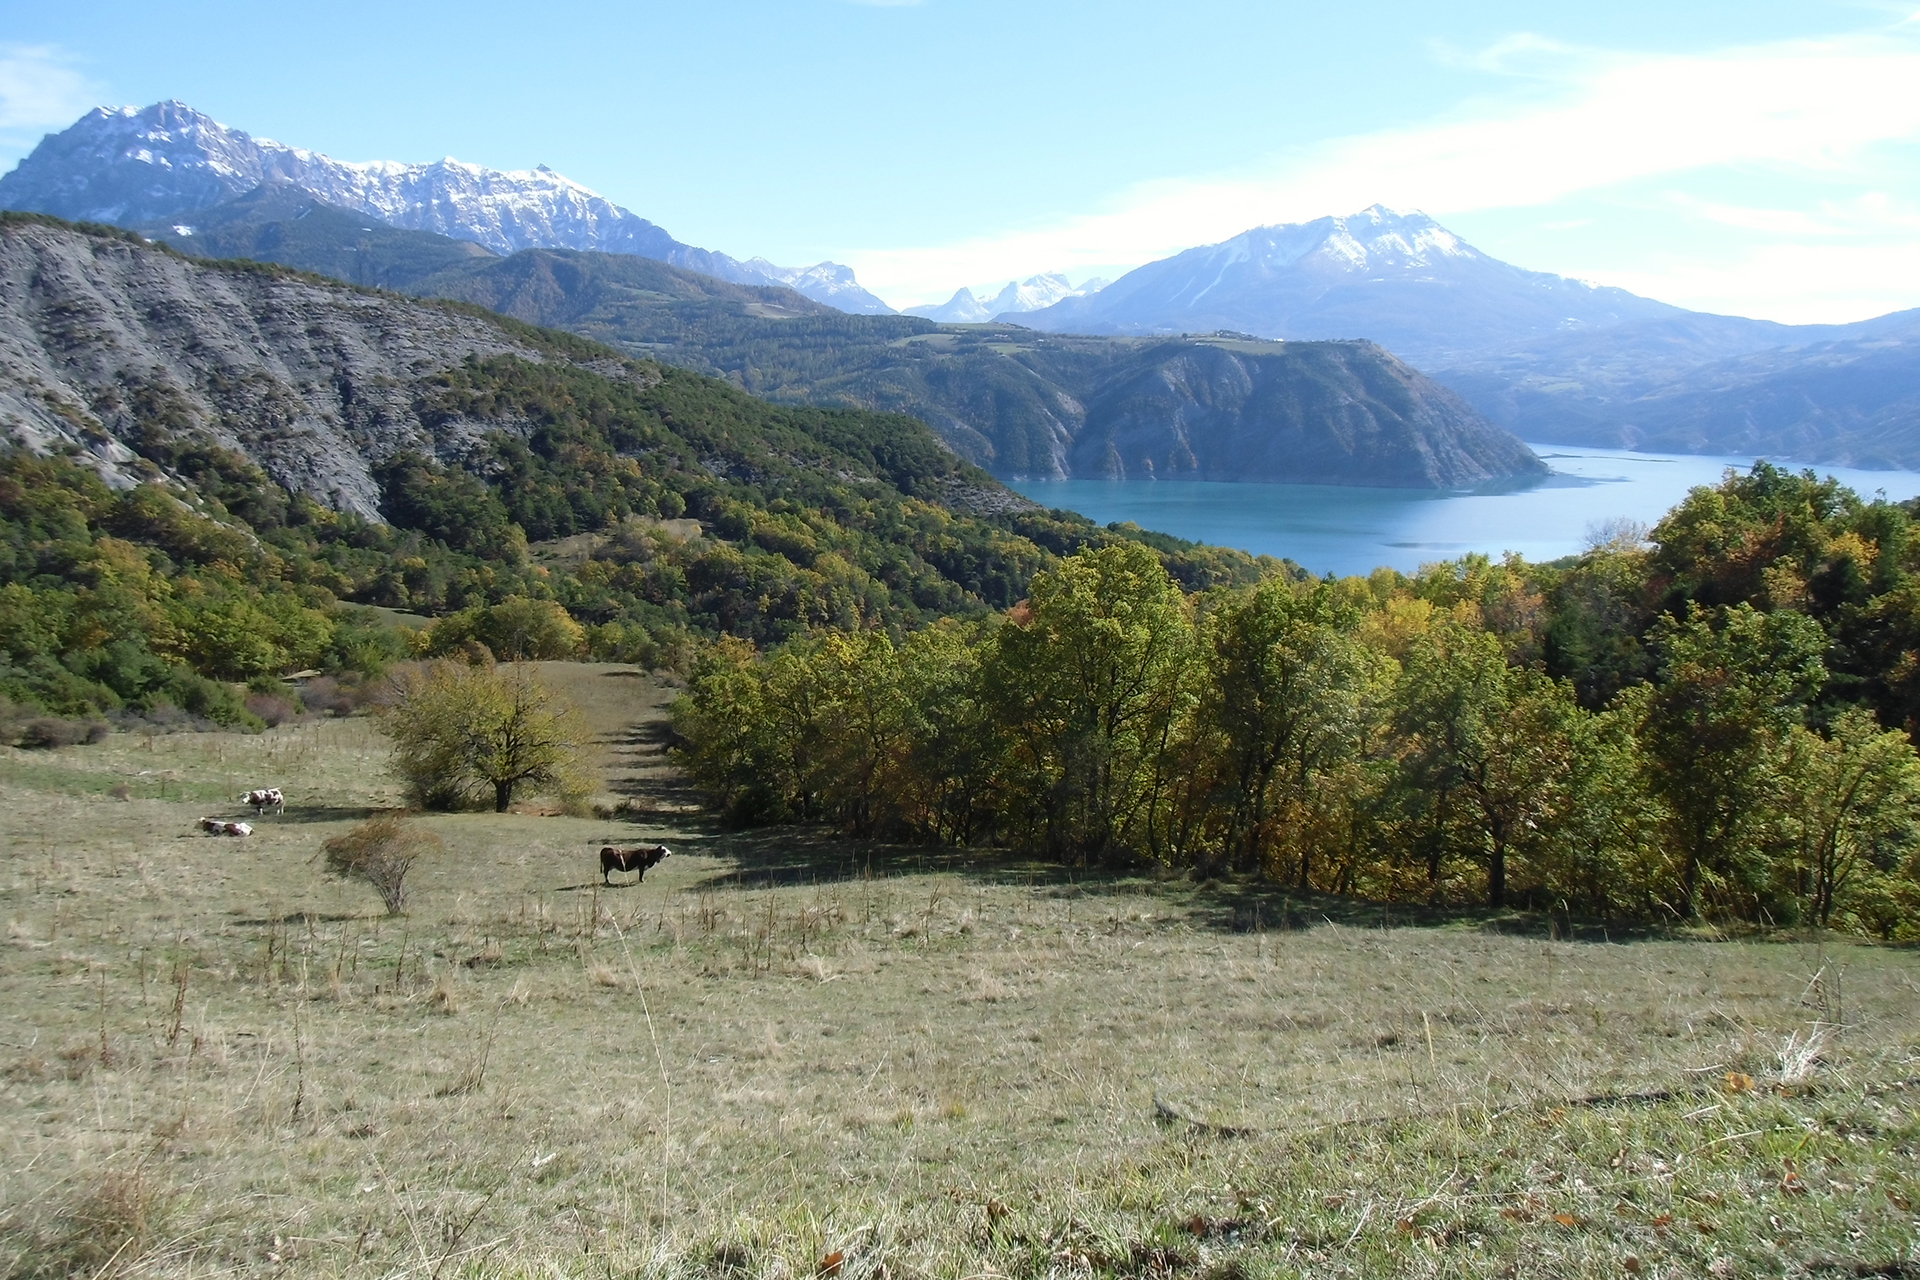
[677,461,1920,933]
[127,194,1545,488]
[0,213,1274,725]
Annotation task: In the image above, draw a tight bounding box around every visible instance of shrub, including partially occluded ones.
[243,692,297,727]
[300,674,373,717]
[426,596,584,662]
[15,717,108,749]
[321,813,440,915]
[157,670,261,729]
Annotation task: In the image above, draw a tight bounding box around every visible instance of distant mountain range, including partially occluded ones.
[905,273,1108,324]
[1021,205,1683,366]
[1019,205,1920,469]
[0,101,896,315]
[6,106,1915,470]
[1,200,1545,490]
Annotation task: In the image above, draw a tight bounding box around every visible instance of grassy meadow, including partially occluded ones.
[1,666,1917,1278]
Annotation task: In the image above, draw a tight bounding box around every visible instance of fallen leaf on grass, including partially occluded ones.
[817,1250,844,1277]
[1552,1212,1584,1227]
[1724,1072,1755,1094]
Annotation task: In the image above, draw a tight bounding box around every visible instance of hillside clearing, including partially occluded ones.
[0,676,1915,1278]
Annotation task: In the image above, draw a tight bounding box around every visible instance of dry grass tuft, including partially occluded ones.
[796,954,835,983]
[964,967,1014,1002]
[0,1163,171,1279]
[428,966,461,1015]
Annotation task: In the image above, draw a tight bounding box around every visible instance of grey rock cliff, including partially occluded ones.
[0,217,614,517]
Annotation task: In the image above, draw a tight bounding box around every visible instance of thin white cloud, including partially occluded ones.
[844,24,1920,315]
[0,44,101,132]
[1600,235,1920,325]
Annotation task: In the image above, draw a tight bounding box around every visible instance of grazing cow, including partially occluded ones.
[600,844,670,885]
[199,818,253,837]
[241,787,285,815]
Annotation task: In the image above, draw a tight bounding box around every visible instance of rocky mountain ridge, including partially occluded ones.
[1018,204,1920,468]
[0,102,896,315]
[4,211,1546,491]
[0,215,588,517]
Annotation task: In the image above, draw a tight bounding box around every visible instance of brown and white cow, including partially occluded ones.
[600,844,670,885]
[241,787,285,815]
[199,818,253,837]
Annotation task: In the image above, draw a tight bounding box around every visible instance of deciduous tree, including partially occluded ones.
[379,661,592,812]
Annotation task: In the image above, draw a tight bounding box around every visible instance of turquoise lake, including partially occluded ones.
[1008,446,1920,578]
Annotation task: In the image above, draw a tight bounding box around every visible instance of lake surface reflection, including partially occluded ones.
[1008,446,1920,578]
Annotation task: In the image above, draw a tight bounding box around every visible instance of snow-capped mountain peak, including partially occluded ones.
[905,273,1107,323]
[0,101,896,314]
[1013,204,1680,366]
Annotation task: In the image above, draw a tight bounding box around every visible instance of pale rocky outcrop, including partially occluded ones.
[0,219,579,517]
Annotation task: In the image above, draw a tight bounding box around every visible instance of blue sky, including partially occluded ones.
[2,1,1918,321]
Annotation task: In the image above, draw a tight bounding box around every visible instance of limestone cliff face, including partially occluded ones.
[0,217,646,517]
[1065,339,1546,488]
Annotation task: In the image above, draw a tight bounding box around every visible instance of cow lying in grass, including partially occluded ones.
[600,844,670,885]
[199,818,253,837]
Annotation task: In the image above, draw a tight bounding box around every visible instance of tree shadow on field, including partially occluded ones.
[1189,880,1683,944]
[249,805,381,826]
[683,825,1069,892]
[600,719,704,816]
[683,822,1688,943]
[230,910,363,927]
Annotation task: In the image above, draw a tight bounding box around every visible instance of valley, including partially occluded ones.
[1,61,1919,1280]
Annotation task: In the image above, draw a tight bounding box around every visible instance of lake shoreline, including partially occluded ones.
[1009,444,1920,577]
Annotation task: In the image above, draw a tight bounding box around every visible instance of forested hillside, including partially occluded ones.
[0,214,1272,728]
[677,462,1920,933]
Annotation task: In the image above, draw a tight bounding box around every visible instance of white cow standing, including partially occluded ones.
[241,787,285,816]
